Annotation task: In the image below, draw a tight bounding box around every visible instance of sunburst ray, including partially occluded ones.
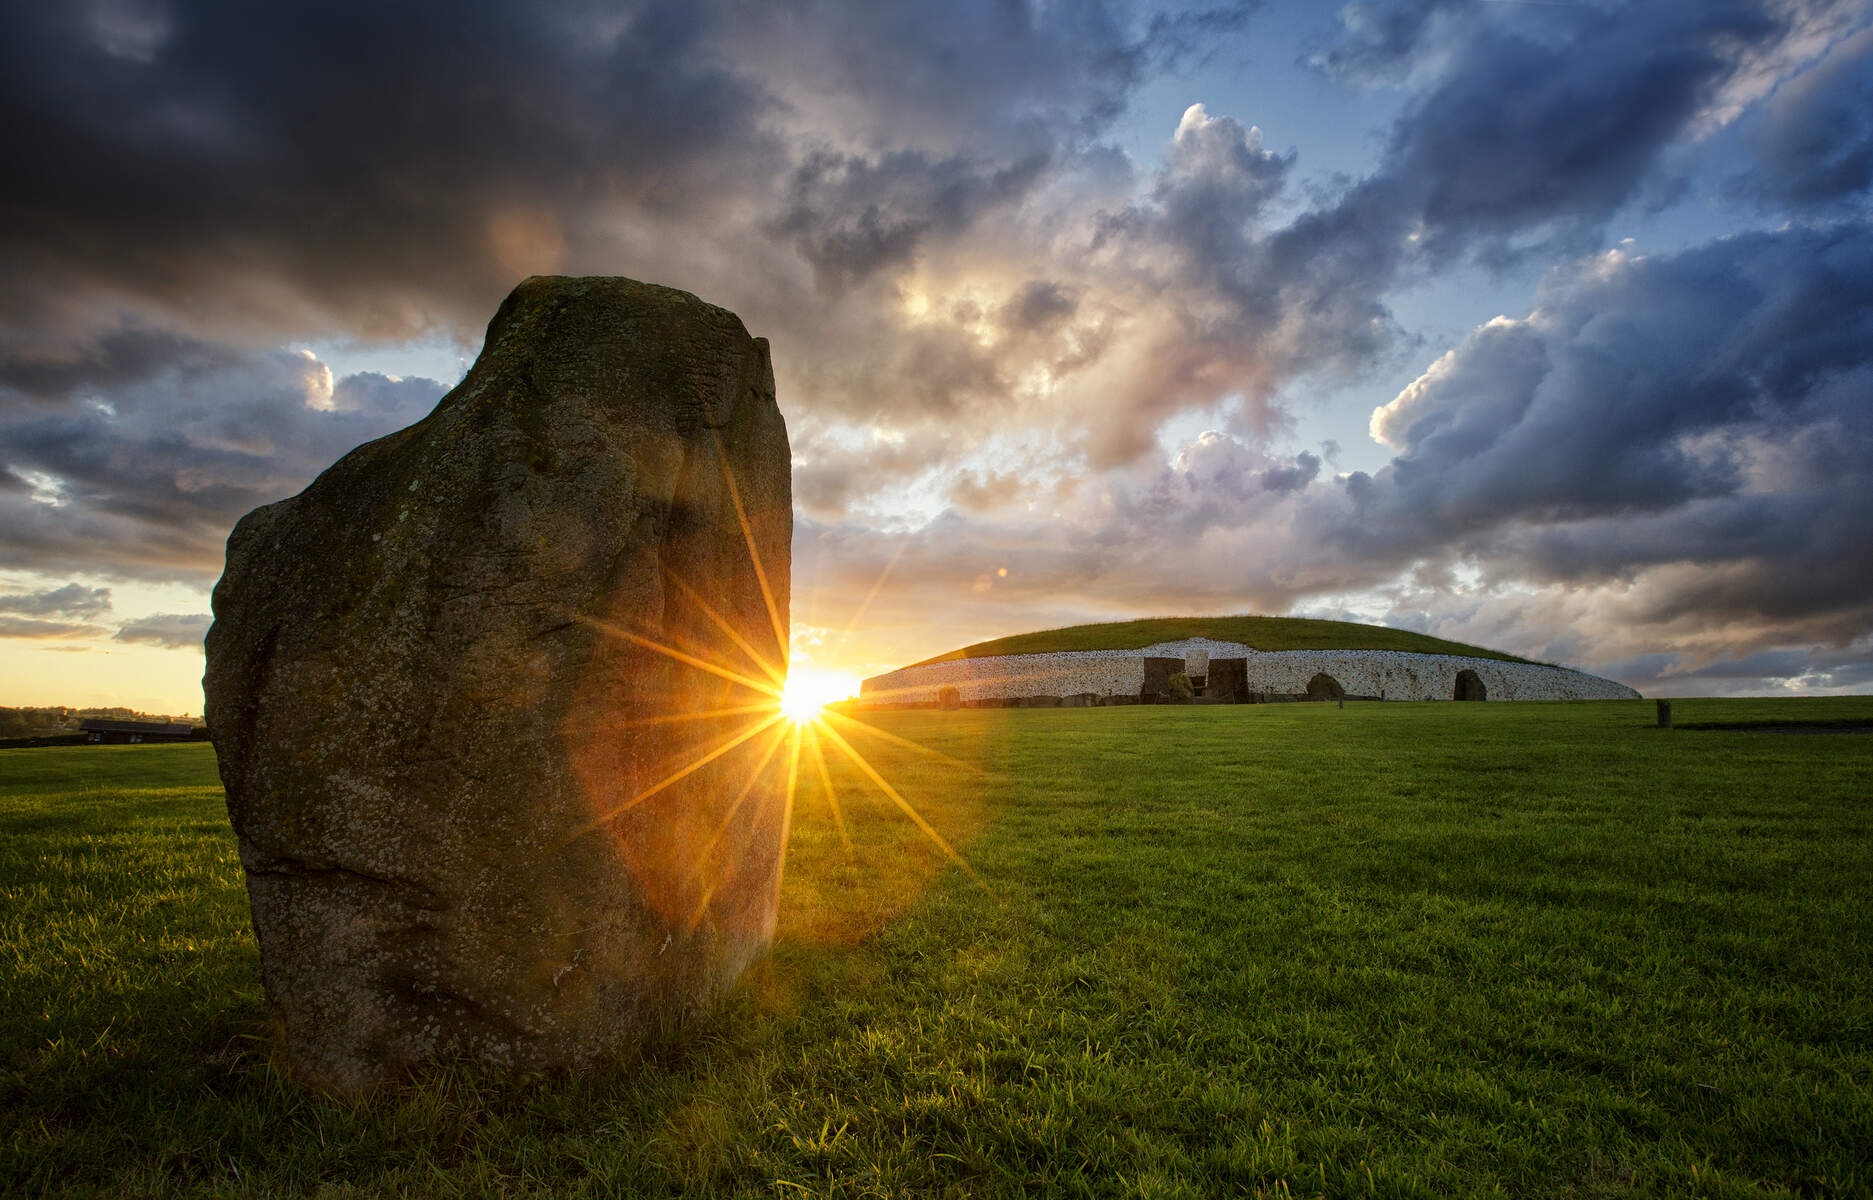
[712,431,789,666]
[584,615,780,699]
[819,707,998,778]
[663,566,787,686]
[685,718,793,929]
[804,719,856,867]
[561,711,786,845]
[811,716,990,893]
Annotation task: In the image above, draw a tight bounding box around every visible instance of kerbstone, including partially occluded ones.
[205,276,791,1097]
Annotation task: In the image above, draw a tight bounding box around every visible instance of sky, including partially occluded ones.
[3,0,1872,714]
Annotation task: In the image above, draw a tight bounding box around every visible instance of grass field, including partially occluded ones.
[909,615,1534,666]
[3,698,1871,1198]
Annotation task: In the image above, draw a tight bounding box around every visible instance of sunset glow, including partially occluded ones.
[780,668,860,724]
[5,0,1872,710]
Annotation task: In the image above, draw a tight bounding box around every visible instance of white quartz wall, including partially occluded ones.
[860,638,1641,703]
[860,649,1149,703]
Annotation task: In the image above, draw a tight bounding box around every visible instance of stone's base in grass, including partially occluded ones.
[205,276,792,1099]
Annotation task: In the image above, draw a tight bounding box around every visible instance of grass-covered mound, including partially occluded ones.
[5,698,1871,1196]
[910,613,1533,667]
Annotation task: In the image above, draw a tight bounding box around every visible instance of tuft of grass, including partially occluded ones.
[909,613,1536,666]
[3,699,1872,1197]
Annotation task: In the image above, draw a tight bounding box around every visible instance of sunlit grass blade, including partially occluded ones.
[804,720,855,867]
[819,707,999,778]
[811,717,989,893]
[686,719,792,929]
[777,722,803,878]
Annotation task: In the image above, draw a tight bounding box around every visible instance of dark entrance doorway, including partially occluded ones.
[1305,673,1344,701]
[1454,669,1487,701]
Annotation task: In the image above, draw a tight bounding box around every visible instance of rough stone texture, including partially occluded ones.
[861,638,1641,705]
[205,276,791,1098]
[1208,658,1249,702]
[1141,658,1183,700]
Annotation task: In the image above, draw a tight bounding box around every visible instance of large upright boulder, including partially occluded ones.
[205,276,792,1097]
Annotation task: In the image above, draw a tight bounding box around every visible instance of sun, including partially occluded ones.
[779,668,860,724]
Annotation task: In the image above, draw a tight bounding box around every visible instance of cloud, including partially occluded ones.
[1741,22,1873,208]
[0,582,112,618]
[773,149,1053,292]
[0,581,113,639]
[113,611,211,650]
[0,616,106,640]
[0,0,770,350]
[4,0,1842,507]
[1311,0,1471,86]
[1355,224,1873,572]
[2,0,1870,699]
[796,219,1873,694]
[0,341,446,581]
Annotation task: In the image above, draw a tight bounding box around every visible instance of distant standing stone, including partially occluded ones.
[205,276,792,1097]
[1657,699,1673,728]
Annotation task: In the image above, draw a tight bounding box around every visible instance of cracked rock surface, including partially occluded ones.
[205,276,791,1098]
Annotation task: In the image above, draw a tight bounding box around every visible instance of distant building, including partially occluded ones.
[80,719,198,744]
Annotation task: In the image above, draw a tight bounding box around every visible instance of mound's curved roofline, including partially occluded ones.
[906,615,1537,670]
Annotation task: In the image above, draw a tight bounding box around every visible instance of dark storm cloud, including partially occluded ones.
[1356,222,1873,572]
[1286,0,1864,331]
[1304,221,1873,675]
[774,149,1053,291]
[1599,642,1873,696]
[0,0,765,349]
[114,612,211,650]
[1385,4,1777,253]
[1742,22,1873,207]
[999,281,1080,334]
[0,329,240,402]
[1290,0,1848,297]
[0,0,1295,507]
[0,345,445,580]
[1,0,1243,357]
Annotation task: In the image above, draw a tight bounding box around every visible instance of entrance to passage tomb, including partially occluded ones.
[1305,673,1344,701]
[1206,658,1248,702]
[1140,657,1184,701]
[1454,669,1486,701]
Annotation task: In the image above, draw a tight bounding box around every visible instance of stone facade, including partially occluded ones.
[860,637,1640,705]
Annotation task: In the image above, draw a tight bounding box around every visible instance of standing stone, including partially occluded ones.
[204,276,792,1097]
[1207,658,1248,704]
[1140,657,1182,701]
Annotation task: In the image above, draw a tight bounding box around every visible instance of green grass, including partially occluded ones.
[4,699,1873,1197]
[908,614,1534,666]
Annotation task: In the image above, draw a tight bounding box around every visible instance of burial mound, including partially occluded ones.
[862,616,1640,705]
